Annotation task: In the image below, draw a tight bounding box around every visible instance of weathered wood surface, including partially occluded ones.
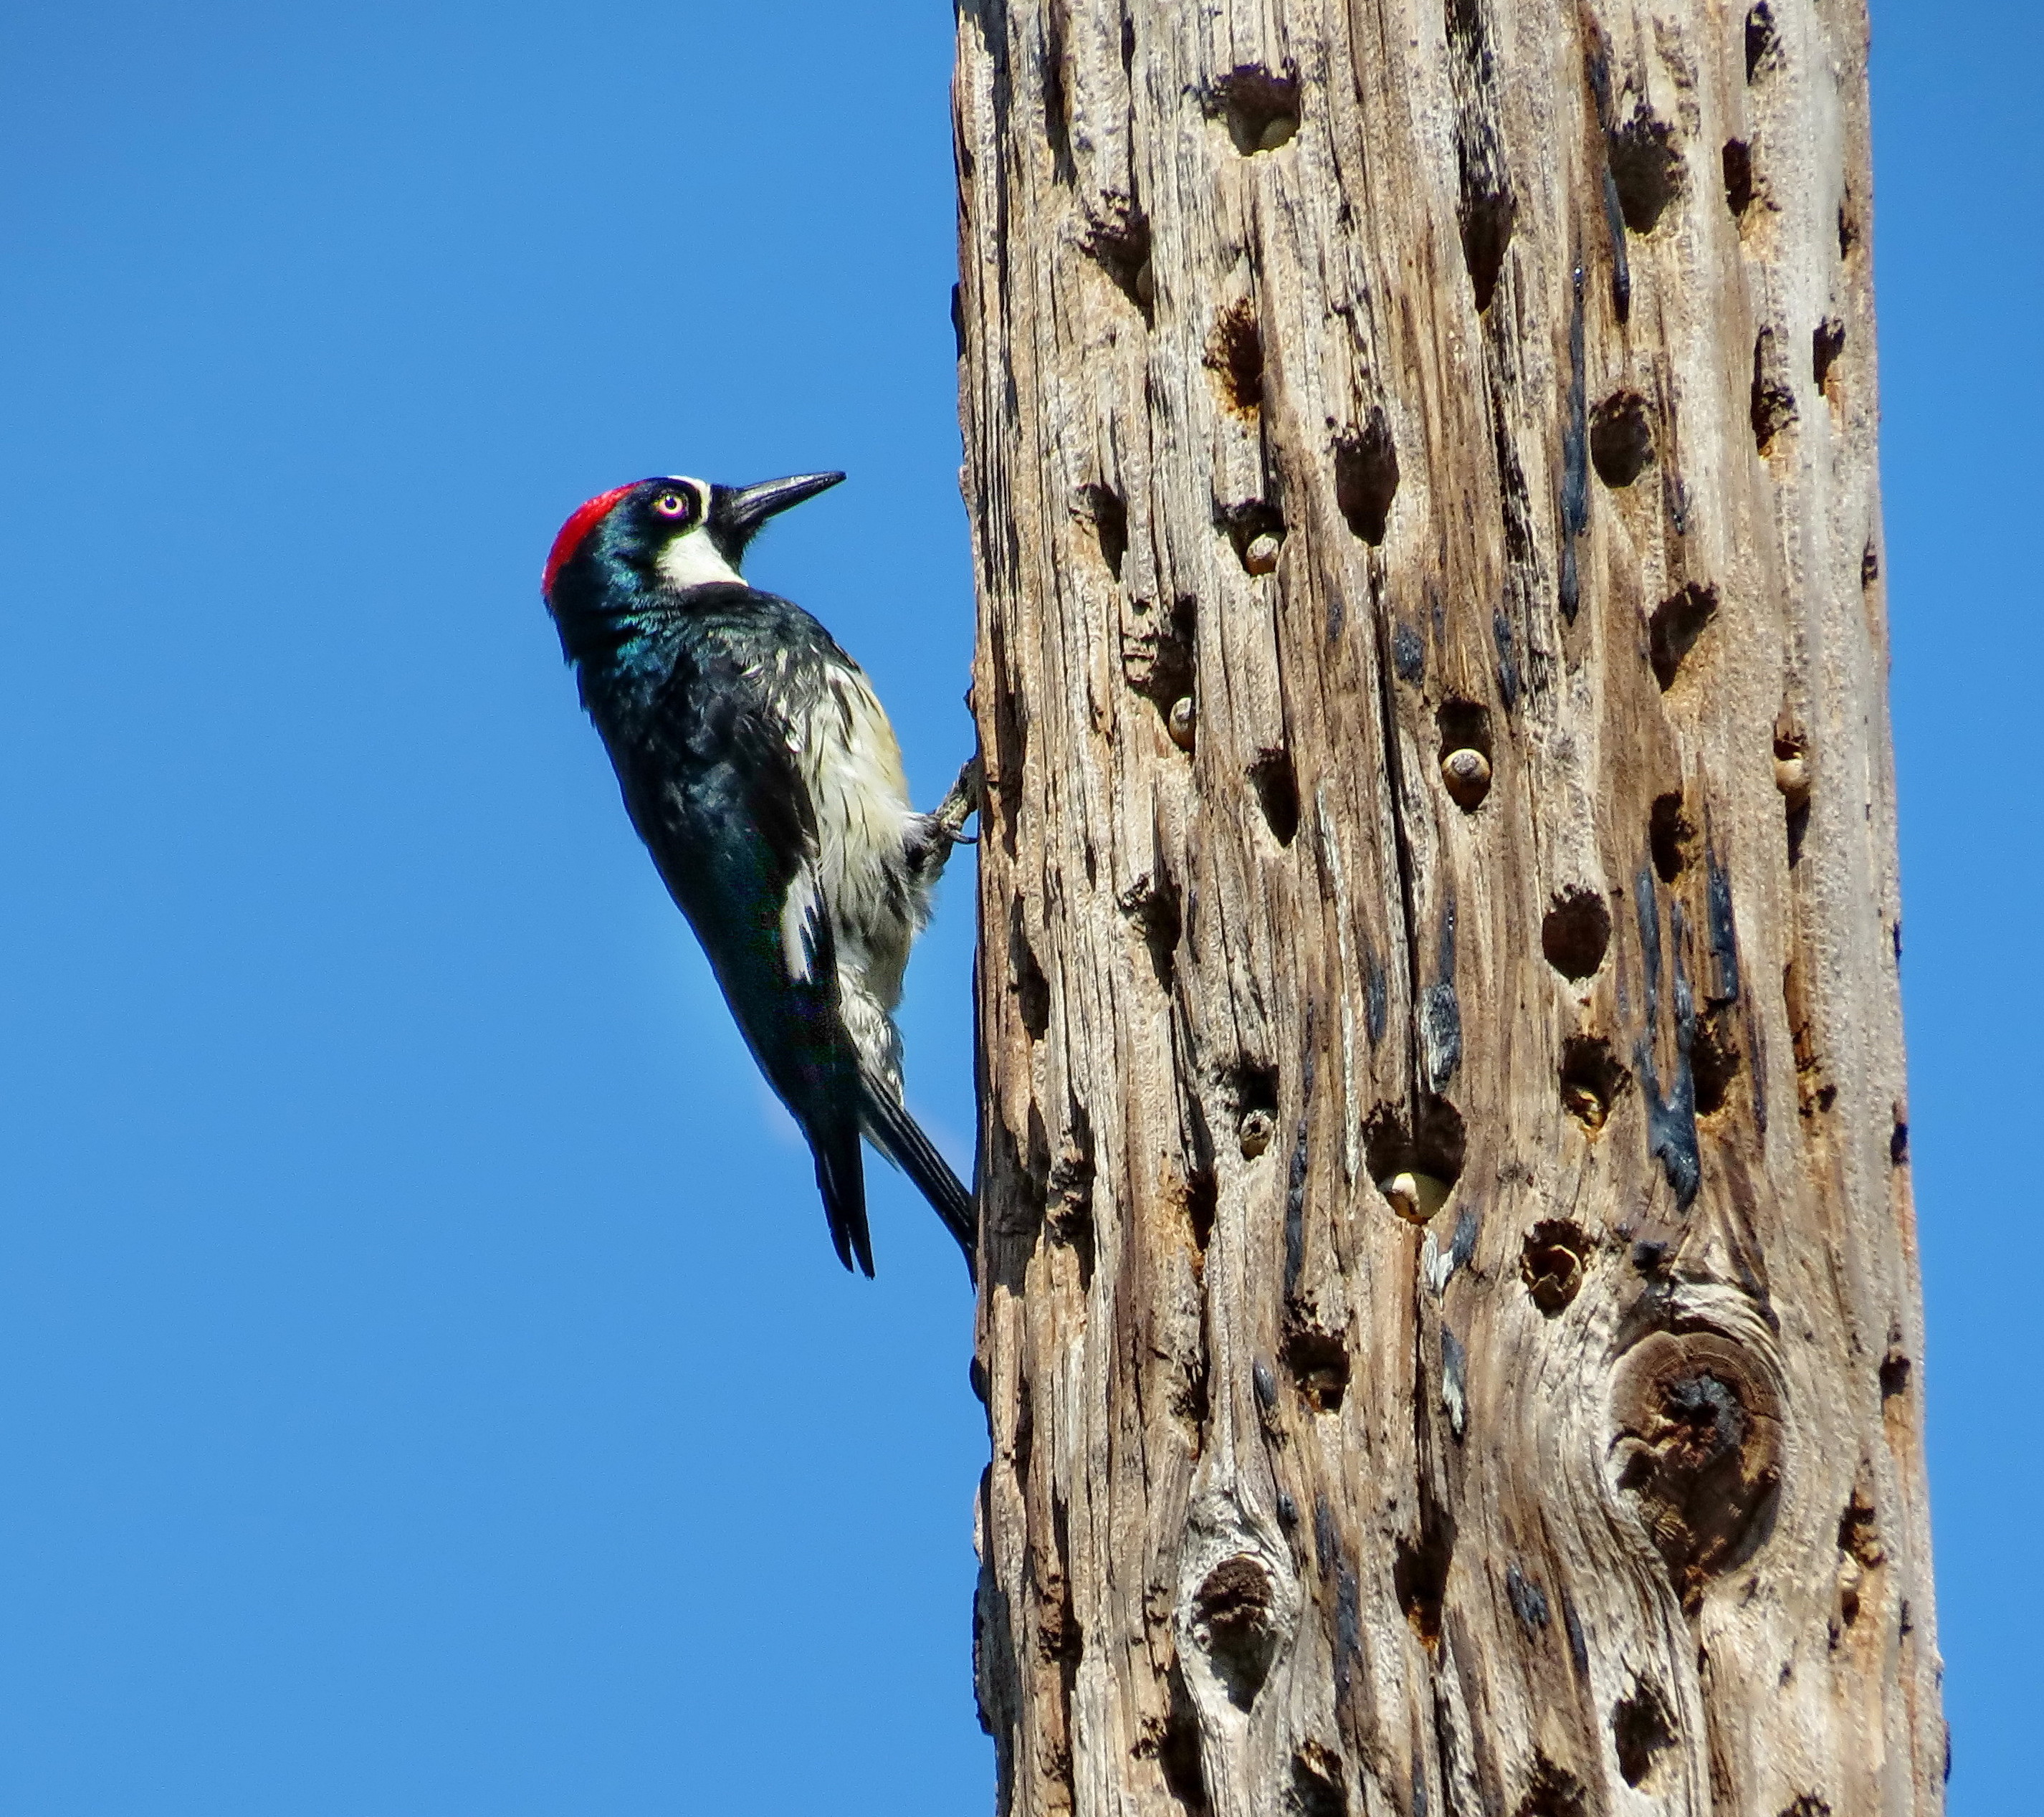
[953,1,1938,1813]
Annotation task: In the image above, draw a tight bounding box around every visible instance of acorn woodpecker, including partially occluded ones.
[541,471,978,1279]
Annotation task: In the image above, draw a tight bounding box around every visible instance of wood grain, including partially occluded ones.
[953,2,1939,1811]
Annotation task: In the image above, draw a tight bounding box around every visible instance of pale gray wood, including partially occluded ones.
[953,2,1939,1812]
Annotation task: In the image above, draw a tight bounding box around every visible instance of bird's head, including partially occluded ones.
[542,470,844,657]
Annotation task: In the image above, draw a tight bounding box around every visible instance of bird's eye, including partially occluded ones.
[651,489,692,520]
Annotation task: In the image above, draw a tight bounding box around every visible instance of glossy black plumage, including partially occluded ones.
[542,475,975,1279]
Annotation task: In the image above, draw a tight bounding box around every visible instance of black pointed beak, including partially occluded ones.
[711,471,845,541]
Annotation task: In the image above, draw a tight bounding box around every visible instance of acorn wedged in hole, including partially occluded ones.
[1243,533,1281,576]
[1562,1082,1608,1131]
[1441,748,1491,809]
[1381,1170,1451,1224]
[1238,1110,1276,1159]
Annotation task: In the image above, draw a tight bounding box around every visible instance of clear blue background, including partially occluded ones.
[0,3,2031,1812]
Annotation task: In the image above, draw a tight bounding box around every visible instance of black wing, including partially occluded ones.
[616,635,874,1275]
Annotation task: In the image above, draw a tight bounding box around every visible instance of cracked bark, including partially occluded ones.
[954,2,1940,1813]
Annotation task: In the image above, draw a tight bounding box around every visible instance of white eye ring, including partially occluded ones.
[651,489,692,519]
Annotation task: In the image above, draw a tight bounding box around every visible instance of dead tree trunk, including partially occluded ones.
[954,1,1939,1813]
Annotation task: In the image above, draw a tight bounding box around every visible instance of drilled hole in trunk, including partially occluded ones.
[1436,699,1493,812]
[1191,1554,1279,1707]
[1287,1745,1349,1817]
[1751,332,1797,453]
[1650,792,1695,882]
[1542,889,1611,980]
[1722,138,1756,219]
[1458,168,1516,313]
[1880,1349,1911,1400]
[1692,1010,1742,1116]
[1612,1686,1676,1787]
[1118,869,1182,991]
[1560,1034,1629,1131]
[1121,593,1196,742]
[1150,1661,1210,1814]
[1608,110,1684,234]
[1077,482,1128,579]
[1216,497,1286,576]
[1365,1098,1466,1208]
[1183,1166,1217,1254]
[1082,209,1154,322]
[1648,583,1719,690]
[1590,390,1653,487]
[1393,1511,1452,1646]
[1515,1758,1589,1817]
[1213,65,1301,155]
[1008,905,1050,1040]
[1813,318,1845,394]
[1249,748,1301,846]
[1745,3,1780,82]
[1223,1059,1278,1122]
[1522,1220,1590,1315]
[1281,1327,1350,1412]
[1333,410,1399,544]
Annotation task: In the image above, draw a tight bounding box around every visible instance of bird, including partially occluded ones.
[540,470,979,1279]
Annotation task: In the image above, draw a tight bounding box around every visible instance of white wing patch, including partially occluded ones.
[779,863,826,983]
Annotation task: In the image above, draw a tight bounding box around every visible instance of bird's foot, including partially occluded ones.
[932,753,983,847]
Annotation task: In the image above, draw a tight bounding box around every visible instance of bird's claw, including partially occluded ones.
[933,753,983,846]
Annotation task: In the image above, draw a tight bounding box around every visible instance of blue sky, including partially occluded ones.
[0,3,2033,1813]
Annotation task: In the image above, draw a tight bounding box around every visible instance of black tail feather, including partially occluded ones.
[811,1124,874,1277]
[860,1079,978,1280]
